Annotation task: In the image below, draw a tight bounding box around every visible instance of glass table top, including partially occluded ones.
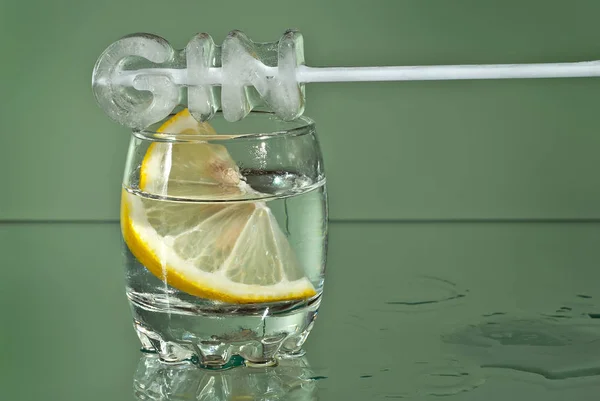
[2,221,600,400]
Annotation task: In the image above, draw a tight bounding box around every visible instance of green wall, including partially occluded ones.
[2,0,600,221]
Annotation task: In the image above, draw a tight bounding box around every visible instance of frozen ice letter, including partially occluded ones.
[92,34,180,129]
[186,33,220,122]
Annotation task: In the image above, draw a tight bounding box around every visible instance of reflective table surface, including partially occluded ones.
[2,222,600,400]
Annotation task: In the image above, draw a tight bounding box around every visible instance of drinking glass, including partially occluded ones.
[121,111,327,368]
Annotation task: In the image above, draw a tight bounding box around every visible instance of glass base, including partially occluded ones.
[134,353,317,401]
[131,296,320,369]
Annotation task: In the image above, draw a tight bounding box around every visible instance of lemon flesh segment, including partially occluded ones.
[123,109,317,303]
[122,191,317,303]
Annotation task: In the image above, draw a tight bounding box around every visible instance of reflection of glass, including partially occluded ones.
[133,354,317,401]
[122,111,328,367]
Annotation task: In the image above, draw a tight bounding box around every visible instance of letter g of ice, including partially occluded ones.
[92,34,180,130]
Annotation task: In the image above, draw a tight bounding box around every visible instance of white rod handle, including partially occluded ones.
[296,61,600,83]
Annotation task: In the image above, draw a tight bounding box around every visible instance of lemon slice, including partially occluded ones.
[139,110,244,199]
[122,109,316,303]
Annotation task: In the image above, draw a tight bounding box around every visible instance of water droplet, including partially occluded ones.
[542,313,572,320]
[483,312,506,317]
[383,276,467,311]
[411,359,485,396]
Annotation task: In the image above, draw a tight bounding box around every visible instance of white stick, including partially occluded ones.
[111,60,600,87]
[296,62,600,82]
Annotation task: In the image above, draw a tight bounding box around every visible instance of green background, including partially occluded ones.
[2,0,600,221]
[3,2,600,399]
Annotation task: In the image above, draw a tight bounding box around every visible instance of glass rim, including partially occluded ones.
[132,111,315,142]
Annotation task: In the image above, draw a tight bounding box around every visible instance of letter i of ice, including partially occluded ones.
[186,33,220,122]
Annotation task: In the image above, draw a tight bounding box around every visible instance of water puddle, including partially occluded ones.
[444,312,600,380]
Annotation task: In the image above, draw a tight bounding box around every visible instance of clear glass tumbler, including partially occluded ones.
[121,110,327,368]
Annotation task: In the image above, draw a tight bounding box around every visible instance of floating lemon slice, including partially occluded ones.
[122,109,316,303]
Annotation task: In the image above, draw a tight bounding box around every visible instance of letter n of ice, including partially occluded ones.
[269,29,305,121]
